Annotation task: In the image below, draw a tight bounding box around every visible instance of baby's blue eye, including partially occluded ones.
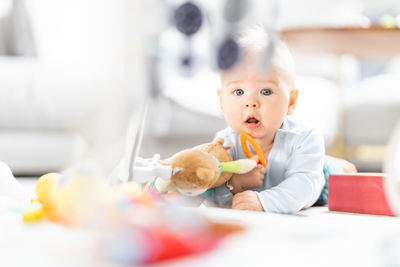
[261,89,272,96]
[234,89,244,96]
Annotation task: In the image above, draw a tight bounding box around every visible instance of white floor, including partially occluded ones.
[5,177,400,267]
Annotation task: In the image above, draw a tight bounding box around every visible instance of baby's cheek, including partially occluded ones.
[225,113,241,129]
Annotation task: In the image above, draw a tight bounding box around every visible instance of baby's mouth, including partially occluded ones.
[244,116,261,127]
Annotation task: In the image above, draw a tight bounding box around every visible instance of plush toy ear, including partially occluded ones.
[196,168,215,181]
[215,138,232,150]
[215,138,224,145]
[172,167,183,176]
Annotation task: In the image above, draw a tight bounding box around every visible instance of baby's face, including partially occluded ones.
[219,63,297,141]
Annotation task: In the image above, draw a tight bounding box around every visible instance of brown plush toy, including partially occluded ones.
[155,138,257,197]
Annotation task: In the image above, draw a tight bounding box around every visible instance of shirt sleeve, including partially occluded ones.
[256,129,325,214]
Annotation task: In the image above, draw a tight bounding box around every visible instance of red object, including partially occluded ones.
[140,222,244,264]
[145,227,222,263]
[328,173,394,216]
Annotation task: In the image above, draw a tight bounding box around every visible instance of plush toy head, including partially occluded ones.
[193,138,233,186]
[168,138,233,196]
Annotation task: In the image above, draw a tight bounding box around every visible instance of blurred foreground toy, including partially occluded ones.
[105,219,244,264]
[23,172,60,222]
[23,171,154,226]
[102,200,245,265]
[23,169,246,265]
[145,138,257,197]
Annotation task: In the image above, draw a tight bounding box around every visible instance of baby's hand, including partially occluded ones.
[232,190,264,211]
[229,158,265,194]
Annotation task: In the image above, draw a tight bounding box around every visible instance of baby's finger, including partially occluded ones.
[255,166,265,175]
[251,154,259,163]
[257,164,265,170]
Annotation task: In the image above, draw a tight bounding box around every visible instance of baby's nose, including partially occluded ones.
[245,102,259,108]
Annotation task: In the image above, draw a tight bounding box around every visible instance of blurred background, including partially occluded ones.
[0,0,400,177]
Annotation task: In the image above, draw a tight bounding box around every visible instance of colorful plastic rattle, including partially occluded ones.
[240,131,267,167]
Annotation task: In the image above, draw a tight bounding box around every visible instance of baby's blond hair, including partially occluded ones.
[234,25,295,88]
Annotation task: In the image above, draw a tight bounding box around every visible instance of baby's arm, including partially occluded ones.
[256,129,325,214]
[209,156,265,208]
[229,155,265,194]
[229,155,265,211]
[232,190,264,211]
[208,128,265,207]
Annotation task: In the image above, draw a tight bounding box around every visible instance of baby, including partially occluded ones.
[210,26,355,213]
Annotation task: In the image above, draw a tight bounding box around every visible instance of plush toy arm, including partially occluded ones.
[154,178,174,194]
[220,159,257,174]
[143,176,174,194]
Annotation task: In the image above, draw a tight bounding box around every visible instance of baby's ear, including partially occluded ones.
[217,89,223,111]
[287,89,299,115]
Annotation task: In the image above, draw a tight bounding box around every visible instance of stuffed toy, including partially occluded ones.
[23,138,257,223]
[147,138,257,197]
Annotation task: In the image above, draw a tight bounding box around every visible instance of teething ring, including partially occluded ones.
[240,131,267,167]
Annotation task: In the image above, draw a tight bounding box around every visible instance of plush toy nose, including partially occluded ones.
[177,187,207,196]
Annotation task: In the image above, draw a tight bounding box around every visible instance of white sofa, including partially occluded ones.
[0,57,119,174]
[0,0,135,175]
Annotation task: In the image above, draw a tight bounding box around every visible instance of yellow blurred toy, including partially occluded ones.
[23,171,151,226]
[23,172,60,223]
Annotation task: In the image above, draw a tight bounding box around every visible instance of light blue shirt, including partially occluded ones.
[210,116,325,214]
